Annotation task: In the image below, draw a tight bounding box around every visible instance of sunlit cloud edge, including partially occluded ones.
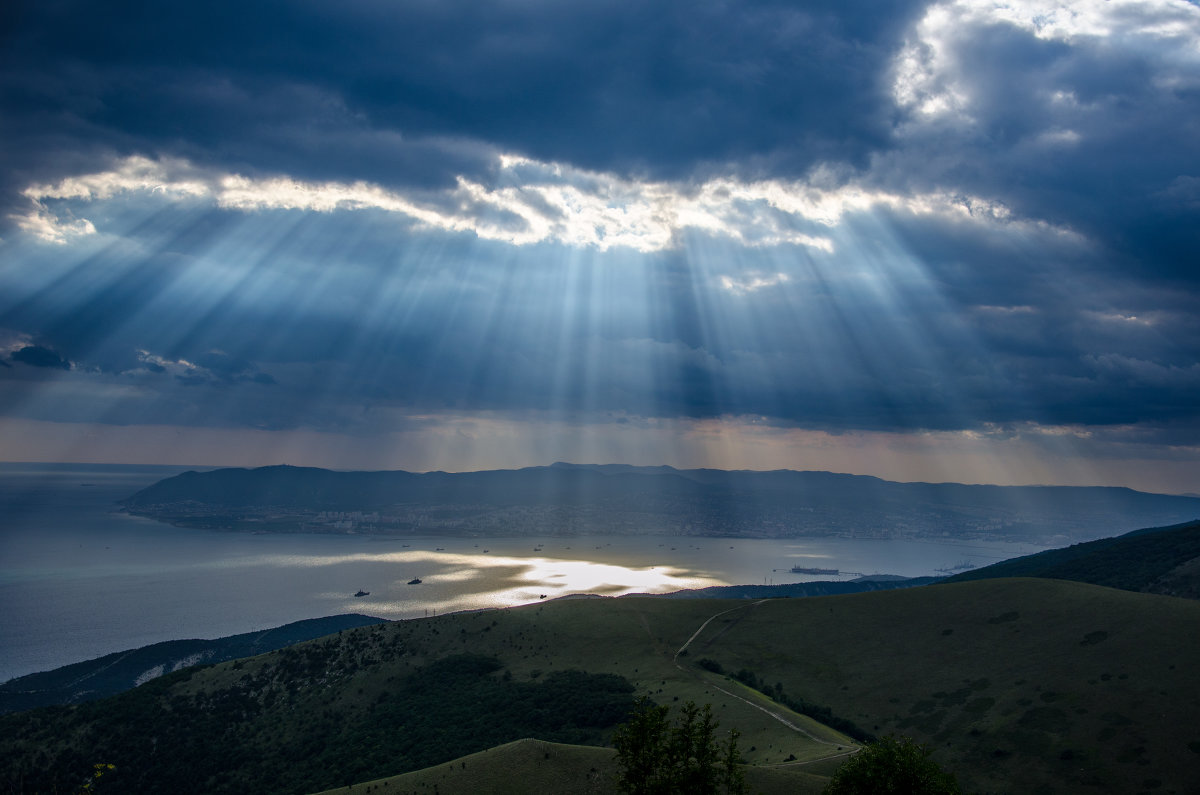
[15,153,1078,253]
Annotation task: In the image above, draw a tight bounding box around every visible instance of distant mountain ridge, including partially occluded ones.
[946,518,1200,598]
[122,463,1200,543]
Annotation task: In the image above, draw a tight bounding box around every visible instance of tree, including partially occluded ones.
[823,735,962,795]
[613,697,671,794]
[613,698,745,795]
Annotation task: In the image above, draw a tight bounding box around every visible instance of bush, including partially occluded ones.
[824,735,961,794]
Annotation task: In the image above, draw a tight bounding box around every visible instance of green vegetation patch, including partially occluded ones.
[1017,706,1071,735]
[963,697,995,715]
[824,735,963,794]
[948,519,1200,596]
[0,654,635,794]
[725,666,873,743]
[898,709,947,735]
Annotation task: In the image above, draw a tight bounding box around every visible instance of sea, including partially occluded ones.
[0,463,1053,684]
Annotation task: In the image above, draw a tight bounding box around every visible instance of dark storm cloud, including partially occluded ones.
[192,351,256,381]
[0,0,923,213]
[877,2,1200,290]
[10,345,70,369]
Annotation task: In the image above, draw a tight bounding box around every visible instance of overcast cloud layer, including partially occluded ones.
[1,0,1198,491]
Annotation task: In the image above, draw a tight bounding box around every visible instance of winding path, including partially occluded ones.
[672,599,859,760]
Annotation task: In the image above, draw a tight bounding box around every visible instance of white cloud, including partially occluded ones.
[978,0,1200,44]
[22,155,211,202]
[16,153,1072,254]
[14,204,96,244]
[719,272,790,295]
[892,0,1200,123]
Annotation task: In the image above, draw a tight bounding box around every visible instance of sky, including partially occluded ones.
[0,0,1198,493]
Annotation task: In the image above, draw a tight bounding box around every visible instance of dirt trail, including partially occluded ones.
[673,600,858,758]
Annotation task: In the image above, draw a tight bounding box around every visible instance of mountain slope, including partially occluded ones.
[2,580,1198,794]
[0,614,385,714]
[312,738,830,795]
[677,577,1200,795]
[946,519,1200,597]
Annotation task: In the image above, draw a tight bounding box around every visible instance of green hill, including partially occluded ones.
[946,519,1200,597]
[678,577,1200,794]
[2,580,1197,794]
[311,738,830,795]
[0,614,385,714]
[0,598,852,794]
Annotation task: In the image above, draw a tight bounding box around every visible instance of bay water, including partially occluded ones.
[0,463,1049,683]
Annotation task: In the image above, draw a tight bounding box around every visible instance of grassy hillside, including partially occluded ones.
[312,738,830,795]
[0,598,852,794]
[2,579,1197,794]
[946,519,1200,597]
[684,578,1200,794]
[0,614,385,714]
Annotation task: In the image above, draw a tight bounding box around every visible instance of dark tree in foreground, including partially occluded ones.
[824,735,961,794]
[613,697,744,795]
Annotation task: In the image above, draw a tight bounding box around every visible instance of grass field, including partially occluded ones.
[312,579,1200,794]
[4,578,1198,794]
[302,578,1199,794]
[677,578,1200,794]
[312,738,830,795]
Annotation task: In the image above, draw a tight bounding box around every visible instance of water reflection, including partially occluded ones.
[272,549,726,620]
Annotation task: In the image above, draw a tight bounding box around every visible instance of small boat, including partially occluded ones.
[354,590,370,597]
[407,577,422,585]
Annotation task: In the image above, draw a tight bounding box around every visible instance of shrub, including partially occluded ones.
[824,735,961,795]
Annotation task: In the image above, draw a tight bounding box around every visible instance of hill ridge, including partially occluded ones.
[121,464,1200,543]
[946,518,1200,597]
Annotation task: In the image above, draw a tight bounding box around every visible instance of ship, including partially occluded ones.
[407,577,422,585]
[790,566,839,575]
[353,590,369,597]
